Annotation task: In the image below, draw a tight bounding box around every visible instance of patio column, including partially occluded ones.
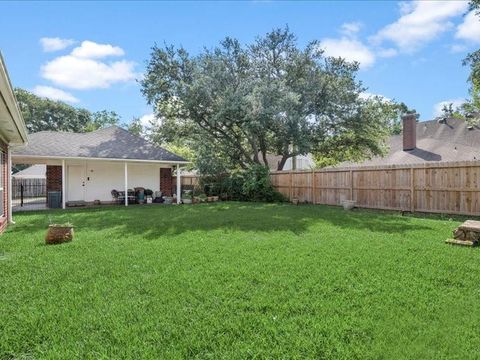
[7,146,12,223]
[176,164,181,204]
[124,162,128,206]
[61,159,66,209]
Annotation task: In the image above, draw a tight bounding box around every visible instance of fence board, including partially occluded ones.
[270,160,480,216]
[180,161,480,216]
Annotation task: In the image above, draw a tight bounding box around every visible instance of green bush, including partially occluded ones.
[199,165,286,202]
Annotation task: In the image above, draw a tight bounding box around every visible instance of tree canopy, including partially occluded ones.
[458,0,480,123]
[141,28,397,171]
[14,88,120,133]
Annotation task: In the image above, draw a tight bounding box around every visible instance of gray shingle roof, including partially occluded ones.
[13,126,187,162]
[343,117,480,167]
[12,164,46,178]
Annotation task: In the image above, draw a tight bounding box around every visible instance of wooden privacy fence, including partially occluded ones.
[181,175,200,188]
[12,178,46,198]
[271,161,480,216]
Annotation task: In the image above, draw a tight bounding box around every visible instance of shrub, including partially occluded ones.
[199,165,286,202]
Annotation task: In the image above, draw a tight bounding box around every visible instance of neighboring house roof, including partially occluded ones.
[0,52,28,144]
[343,117,480,167]
[12,126,188,163]
[12,164,46,179]
[264,154,315,171]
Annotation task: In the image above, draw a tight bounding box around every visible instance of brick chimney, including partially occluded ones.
[402,114,416,151]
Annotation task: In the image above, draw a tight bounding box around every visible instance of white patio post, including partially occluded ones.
[124,162,128,206]
[61,159,66,209]
[176,164,181,204]
[7,146,12,223]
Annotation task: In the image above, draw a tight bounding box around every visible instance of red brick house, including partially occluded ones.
[0,53,28,231]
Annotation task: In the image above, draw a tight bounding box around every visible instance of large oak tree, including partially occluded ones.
[141,28,395,171]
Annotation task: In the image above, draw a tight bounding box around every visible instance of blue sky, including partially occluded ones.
[1,1,479,126]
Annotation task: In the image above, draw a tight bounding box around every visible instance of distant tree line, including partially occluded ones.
[14,88,124,133]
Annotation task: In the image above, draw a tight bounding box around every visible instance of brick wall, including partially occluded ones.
[402,114,416,151]
[0,142,8,233]
[160,167,173,196]
[46,165,62,206]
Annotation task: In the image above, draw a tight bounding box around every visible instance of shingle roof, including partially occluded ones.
[13,126,187,162]
[343,117,480,167]
[12,164,46,178]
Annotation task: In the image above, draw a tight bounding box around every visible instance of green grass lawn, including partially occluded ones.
[1,203,479,359]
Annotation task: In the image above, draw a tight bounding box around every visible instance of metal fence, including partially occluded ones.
[12,178,47,211]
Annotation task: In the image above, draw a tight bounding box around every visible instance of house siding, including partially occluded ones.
[65,161,163,203]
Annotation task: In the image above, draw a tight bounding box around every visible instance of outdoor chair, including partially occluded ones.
[111,189,123,204]
[111,189,136,204]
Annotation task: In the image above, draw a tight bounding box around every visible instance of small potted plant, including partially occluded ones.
[197,194,207,203]
[45,222,74,245]
[341,199,356,210]
[182,190,193,204]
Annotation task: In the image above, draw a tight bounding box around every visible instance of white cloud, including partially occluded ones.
[71,40,125,59]
[456,10,480,43]
[32,85,79,103]
[41,55,136,90]
[139,113,157,127]
[377,48,398,58]
[433,98,465,117]
[372,1,469,52]
[450,44,468,53]
[359,92,392,102]
[340,22,362,36]
[320,37,376,69]
[40,37,76,52]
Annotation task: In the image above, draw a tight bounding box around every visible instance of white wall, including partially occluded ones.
[65,160,165,202]
[282,154,316,171]
[126,163,161,192]
[84,161,125,202]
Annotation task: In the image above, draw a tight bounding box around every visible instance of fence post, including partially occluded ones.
[410,167,415,212]
[311,169,315,204]
[20,183,24,207]
[288,171,293,200]
[349,170,353,200]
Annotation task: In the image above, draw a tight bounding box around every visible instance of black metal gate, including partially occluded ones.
[12,178,47,211]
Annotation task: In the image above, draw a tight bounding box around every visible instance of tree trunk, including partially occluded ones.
[261,150,269,169]
[277,154,289,171]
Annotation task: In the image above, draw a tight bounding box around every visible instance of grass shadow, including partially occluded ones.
[7,202,437,242]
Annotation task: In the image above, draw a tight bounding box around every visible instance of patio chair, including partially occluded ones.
[127,189,136,204]
[111,189,124,204]
[153,191,164,203]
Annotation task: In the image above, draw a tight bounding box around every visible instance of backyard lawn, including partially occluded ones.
[1,203,480,359]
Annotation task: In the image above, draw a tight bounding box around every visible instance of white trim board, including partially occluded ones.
[11,154,190,165]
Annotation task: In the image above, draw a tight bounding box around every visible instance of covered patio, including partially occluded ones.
[12,126,188,210]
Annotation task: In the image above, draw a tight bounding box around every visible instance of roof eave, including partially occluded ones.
[11,154,190,165]
[0,52,28,145]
